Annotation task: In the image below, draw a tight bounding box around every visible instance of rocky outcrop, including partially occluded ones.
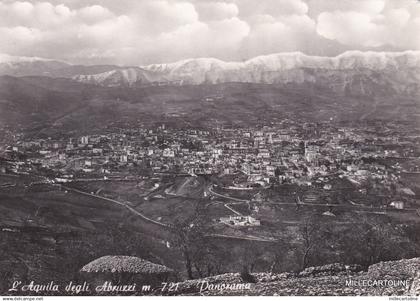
[409,271,420,296]
[298,263,363,278]
[80,256,173,275]
[159,257,420,296]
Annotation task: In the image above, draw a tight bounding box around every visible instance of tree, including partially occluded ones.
[170,203,208,279]
[240,241,264,273]
[298,216,321,270]
[336,216,411,267]
[190,241,229,278]
[268,238,289,273]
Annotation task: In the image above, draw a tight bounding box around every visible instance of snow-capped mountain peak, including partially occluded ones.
[0,53,68,64]
[1,51,419,96]
[0,53,71,77]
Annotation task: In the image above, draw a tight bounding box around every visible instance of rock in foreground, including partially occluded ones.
[159,257,420,296]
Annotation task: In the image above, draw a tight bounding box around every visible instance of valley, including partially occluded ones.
[0,51,420,295]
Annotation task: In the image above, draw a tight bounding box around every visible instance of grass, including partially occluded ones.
[1,174,419,291]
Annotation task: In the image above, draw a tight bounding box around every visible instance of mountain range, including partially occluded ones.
[1,51,420,140]
[1,51,420,96]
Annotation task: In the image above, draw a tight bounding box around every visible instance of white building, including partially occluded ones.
[219,215,261,226]
[389,201,404,210]
[80,136,89,145]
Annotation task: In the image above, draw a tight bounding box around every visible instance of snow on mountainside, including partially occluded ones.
[140,51,420,83]
[0,53,70,77]
[72,51,420,96]
[74,68,151,87]
[0,53,123,78]
[145,51,420,74]
[1,51,419,96]
[0,53,60,64]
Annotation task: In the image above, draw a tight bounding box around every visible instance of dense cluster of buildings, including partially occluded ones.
[1,120,419,204]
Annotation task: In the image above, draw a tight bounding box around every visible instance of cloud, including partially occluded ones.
[0,0,419,65]
[308,0,386,15]
[78,5,113,23]
[134,1,199,33]
[316,0,420,49]
[0,26,42,49]
[317,11,384,47]
[195,2,239,21]
[242,14,316,56]
[233,0,308,17]
[110,17,250,64]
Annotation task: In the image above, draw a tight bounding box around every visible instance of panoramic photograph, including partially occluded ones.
[0,0,419,298]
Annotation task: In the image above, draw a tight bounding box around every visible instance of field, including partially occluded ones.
[0,174,183,293]
[48,175,420,241]
[62,176,420,259]
[1,172,420,294]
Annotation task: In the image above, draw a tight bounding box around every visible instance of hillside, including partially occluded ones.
[1,51,419,97]
[73,52,420,97]
[164,257,420,296]
[1,77,419,140]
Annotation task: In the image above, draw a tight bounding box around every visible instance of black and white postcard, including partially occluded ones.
[0,0,419,298]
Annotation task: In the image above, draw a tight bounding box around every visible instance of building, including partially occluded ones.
[80,136,89,145]
[163,148,175,158]
[389,200,404,210]
[219,215,261,226]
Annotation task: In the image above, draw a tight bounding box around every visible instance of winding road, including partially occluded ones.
[208,185,249,203]
[62,183,282,243]
[63,184,280,242]
[208,184,417,215]
[61,185,172,228]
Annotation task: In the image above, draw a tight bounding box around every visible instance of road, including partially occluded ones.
[205,233,277,243]
[61,185,171,228]
[209,184,417,215]
[224,203,243,216]
[208,185,249,203]
[6,172,282,243]
[62,183,283,243]
[33,176,417,245]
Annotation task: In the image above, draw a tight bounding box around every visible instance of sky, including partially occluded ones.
[0,0,419,65]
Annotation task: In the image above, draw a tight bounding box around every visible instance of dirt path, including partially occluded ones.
[62,185,171,228]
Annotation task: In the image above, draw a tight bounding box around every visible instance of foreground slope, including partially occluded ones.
[166,257,420,296]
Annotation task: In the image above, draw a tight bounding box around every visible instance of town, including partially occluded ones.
[1,118,420,213]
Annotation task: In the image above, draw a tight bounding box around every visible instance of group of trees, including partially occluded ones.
[2,200,419,292]
[293,214,420,271]
[168,204,420,280]
[169,204,230,279]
